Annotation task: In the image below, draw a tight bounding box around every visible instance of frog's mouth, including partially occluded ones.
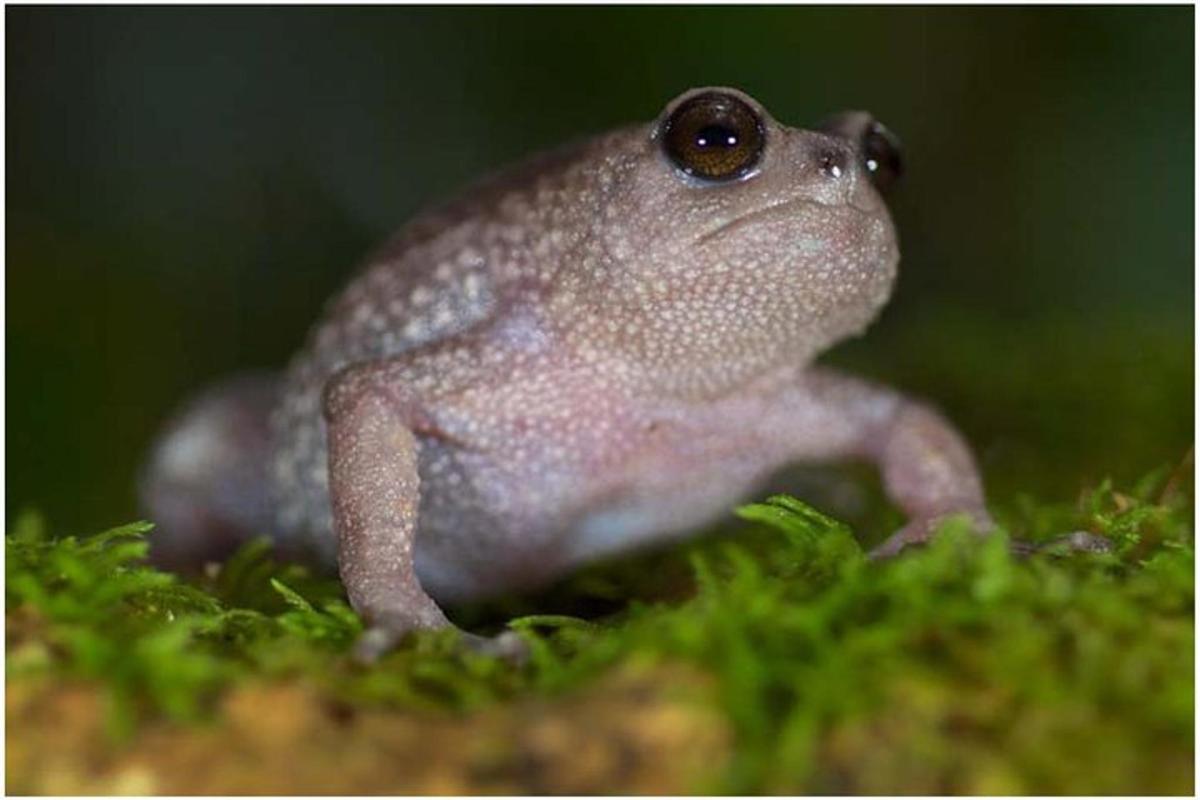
[693,195,871,247]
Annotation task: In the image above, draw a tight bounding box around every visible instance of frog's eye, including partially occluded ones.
[660,92,766,182]
[861,122,903,193]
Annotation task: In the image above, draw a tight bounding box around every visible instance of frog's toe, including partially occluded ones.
[352,625,409,664]
[350,610,445,664]
[460,630,530,665]
[868,525,929,560]
[1007,531,1113,559]
[351,620,529,665]
[1036,531,1113,555]
[868,512,991,560]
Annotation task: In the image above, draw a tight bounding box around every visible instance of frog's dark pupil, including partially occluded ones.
[861,124,903,192]
[660,92,765,181]
[695,124,738,150]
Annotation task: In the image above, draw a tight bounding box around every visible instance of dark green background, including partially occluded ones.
[7,7,1193,535]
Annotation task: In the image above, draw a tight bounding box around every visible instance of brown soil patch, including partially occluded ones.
[7,663,729,795]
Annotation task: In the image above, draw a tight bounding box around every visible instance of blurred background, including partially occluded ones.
[7,6,1193,536]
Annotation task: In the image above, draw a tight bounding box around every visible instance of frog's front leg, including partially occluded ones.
[782,368,1112,558]
[775,366,993,558]
[322,364,448,660]
[322,362,523,662]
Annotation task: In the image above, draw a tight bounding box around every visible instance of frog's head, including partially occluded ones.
[556,87,901,397]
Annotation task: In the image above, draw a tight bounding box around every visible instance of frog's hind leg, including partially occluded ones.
[139,373,279,570]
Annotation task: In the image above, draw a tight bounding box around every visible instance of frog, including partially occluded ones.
[142,87,1096,660]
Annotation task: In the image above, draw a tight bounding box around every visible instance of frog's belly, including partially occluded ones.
[567,469,763,562]
[411,434,776,604]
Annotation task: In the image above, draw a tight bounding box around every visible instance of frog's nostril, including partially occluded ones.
[818,149,848,179]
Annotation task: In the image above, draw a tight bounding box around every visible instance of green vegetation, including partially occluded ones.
[7,307,1194,794]
[7,464,1193,794]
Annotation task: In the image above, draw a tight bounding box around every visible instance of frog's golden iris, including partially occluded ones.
[659,91,765,182]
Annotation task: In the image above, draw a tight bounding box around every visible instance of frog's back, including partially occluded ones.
[267,135,611,560]
[140,130,630,568]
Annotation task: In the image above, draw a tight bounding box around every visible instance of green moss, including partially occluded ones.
[7,465,1192,793]
[7,304,1192,793]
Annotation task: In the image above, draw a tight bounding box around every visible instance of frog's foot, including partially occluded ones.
[352,625,408,664]
[870,517,1112,561]
[460,630,530,666]
[1010,531,1113,558]
[868,511,992,560]
[348,602,448,664]
[352,617,530,665]
[351,617,426,664]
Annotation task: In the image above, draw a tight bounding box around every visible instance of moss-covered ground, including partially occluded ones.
[6,312,1194,794]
